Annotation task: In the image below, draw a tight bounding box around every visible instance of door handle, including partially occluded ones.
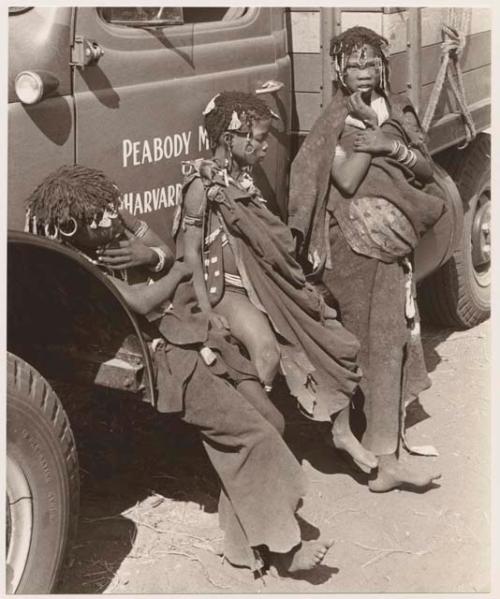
[255,80,284,95]
[71,36,104,68]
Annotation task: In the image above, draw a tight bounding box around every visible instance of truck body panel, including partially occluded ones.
[72,7,290,244]
[8,7,75,232]
[289,7,491,146]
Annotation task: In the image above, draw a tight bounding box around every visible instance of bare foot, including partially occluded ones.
[271,538,334,575]
[369,454,441,492]
[332,409,378,473]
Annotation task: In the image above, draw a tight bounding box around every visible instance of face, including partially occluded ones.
[343,44,382,97]
[71,211,124,250]
[229,117,272,167]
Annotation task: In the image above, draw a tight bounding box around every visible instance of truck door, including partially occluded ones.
[72,7,291,245]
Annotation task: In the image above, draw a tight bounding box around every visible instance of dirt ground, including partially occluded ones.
[56,319,491,594]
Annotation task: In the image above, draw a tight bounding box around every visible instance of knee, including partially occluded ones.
[254,340,280,373]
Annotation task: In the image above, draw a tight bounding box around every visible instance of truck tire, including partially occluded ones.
[419,134,491,328]
[6,352,79,594]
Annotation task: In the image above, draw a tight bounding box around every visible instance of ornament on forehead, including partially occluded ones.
[358,45,368,68]
[228,110,243,131]
[89,205,119,230]
[202,93,220,116]
[228,107,280,134]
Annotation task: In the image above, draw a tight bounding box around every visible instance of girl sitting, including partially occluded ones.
[176,91,377,474]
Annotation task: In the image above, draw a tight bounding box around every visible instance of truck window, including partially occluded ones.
[8,7,33,15]
[99,7,247,28]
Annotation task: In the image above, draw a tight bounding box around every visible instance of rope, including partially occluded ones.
[421,9,476,148]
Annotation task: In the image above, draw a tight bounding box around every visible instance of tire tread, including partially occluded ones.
[7,352,80,593]
[419,134,490,328]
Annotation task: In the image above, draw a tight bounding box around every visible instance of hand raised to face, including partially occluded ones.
[96,229,157,270]
[353,128,394,155]
[347,91,378,129]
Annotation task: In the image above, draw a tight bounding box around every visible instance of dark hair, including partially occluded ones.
[26,164,121,226]
[329,26,390,92]
[204,91,273,149]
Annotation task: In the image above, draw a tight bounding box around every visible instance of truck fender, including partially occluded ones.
[8,231,155,401]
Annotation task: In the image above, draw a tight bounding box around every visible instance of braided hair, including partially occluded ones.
[330,26,390,93]
[26,164,121,233]
[204,91,273,149]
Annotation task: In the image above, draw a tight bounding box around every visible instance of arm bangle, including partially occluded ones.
[149,247,168,273]
[401,149,418,168]
[389,140,401,157]
[134,220,150,239]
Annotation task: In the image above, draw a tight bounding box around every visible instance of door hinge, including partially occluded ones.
[70,35,104,68]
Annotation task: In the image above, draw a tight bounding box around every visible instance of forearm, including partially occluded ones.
[388,141,434,183]
[140,228,175,270]
[109,279,150,314]
[332,152,372,196]
[184,249,212,313]
[408,149,434,183]
[110,265,187,315]
[137,266,187,314]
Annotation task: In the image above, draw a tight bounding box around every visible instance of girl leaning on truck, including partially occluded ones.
[176,90,379,474]
[289,26,443,492]
[25,164,334,577]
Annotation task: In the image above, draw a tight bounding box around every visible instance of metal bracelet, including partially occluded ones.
[149,246,167,273]
[134,220,150,238]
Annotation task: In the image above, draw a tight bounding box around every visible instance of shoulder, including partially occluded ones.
[183,177,206,215]
[183,158,222,185]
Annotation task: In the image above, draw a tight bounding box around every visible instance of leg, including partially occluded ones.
[181,358,306,569]
[215,291,280,388]
[236,379,285,436]
[363,259,440,491]
[331,406,378,473]
[324,225,439,488]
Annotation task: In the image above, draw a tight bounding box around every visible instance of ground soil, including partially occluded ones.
[57,320,490,594]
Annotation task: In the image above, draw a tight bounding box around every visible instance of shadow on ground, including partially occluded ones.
[55,384,218,593]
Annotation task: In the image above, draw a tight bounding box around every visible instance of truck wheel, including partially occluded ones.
[6,353,79,594]
[419,134,491,328]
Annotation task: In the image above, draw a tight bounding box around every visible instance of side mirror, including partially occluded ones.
[100,7,184,28]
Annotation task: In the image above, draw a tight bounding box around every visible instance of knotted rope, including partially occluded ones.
[421,14,476,148]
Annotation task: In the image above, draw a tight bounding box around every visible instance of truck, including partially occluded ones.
[6,6,491,593]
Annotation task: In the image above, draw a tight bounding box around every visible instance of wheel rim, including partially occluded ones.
[471,185,491,288]
[6,454,34,593]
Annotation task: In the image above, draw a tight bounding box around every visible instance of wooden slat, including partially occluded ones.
[291,53,322,92]
[427,101,490,154]
[389,30,491,94]
[341,11,383,37]
[385,7,491,55]
[421,7,491,44]
[289,11,320,53]
[384,10,409,54]
[289,8,491,58]
[291,91,322,132]
[419,64,491,123]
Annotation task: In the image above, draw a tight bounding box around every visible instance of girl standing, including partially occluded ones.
[289,27,443,492]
